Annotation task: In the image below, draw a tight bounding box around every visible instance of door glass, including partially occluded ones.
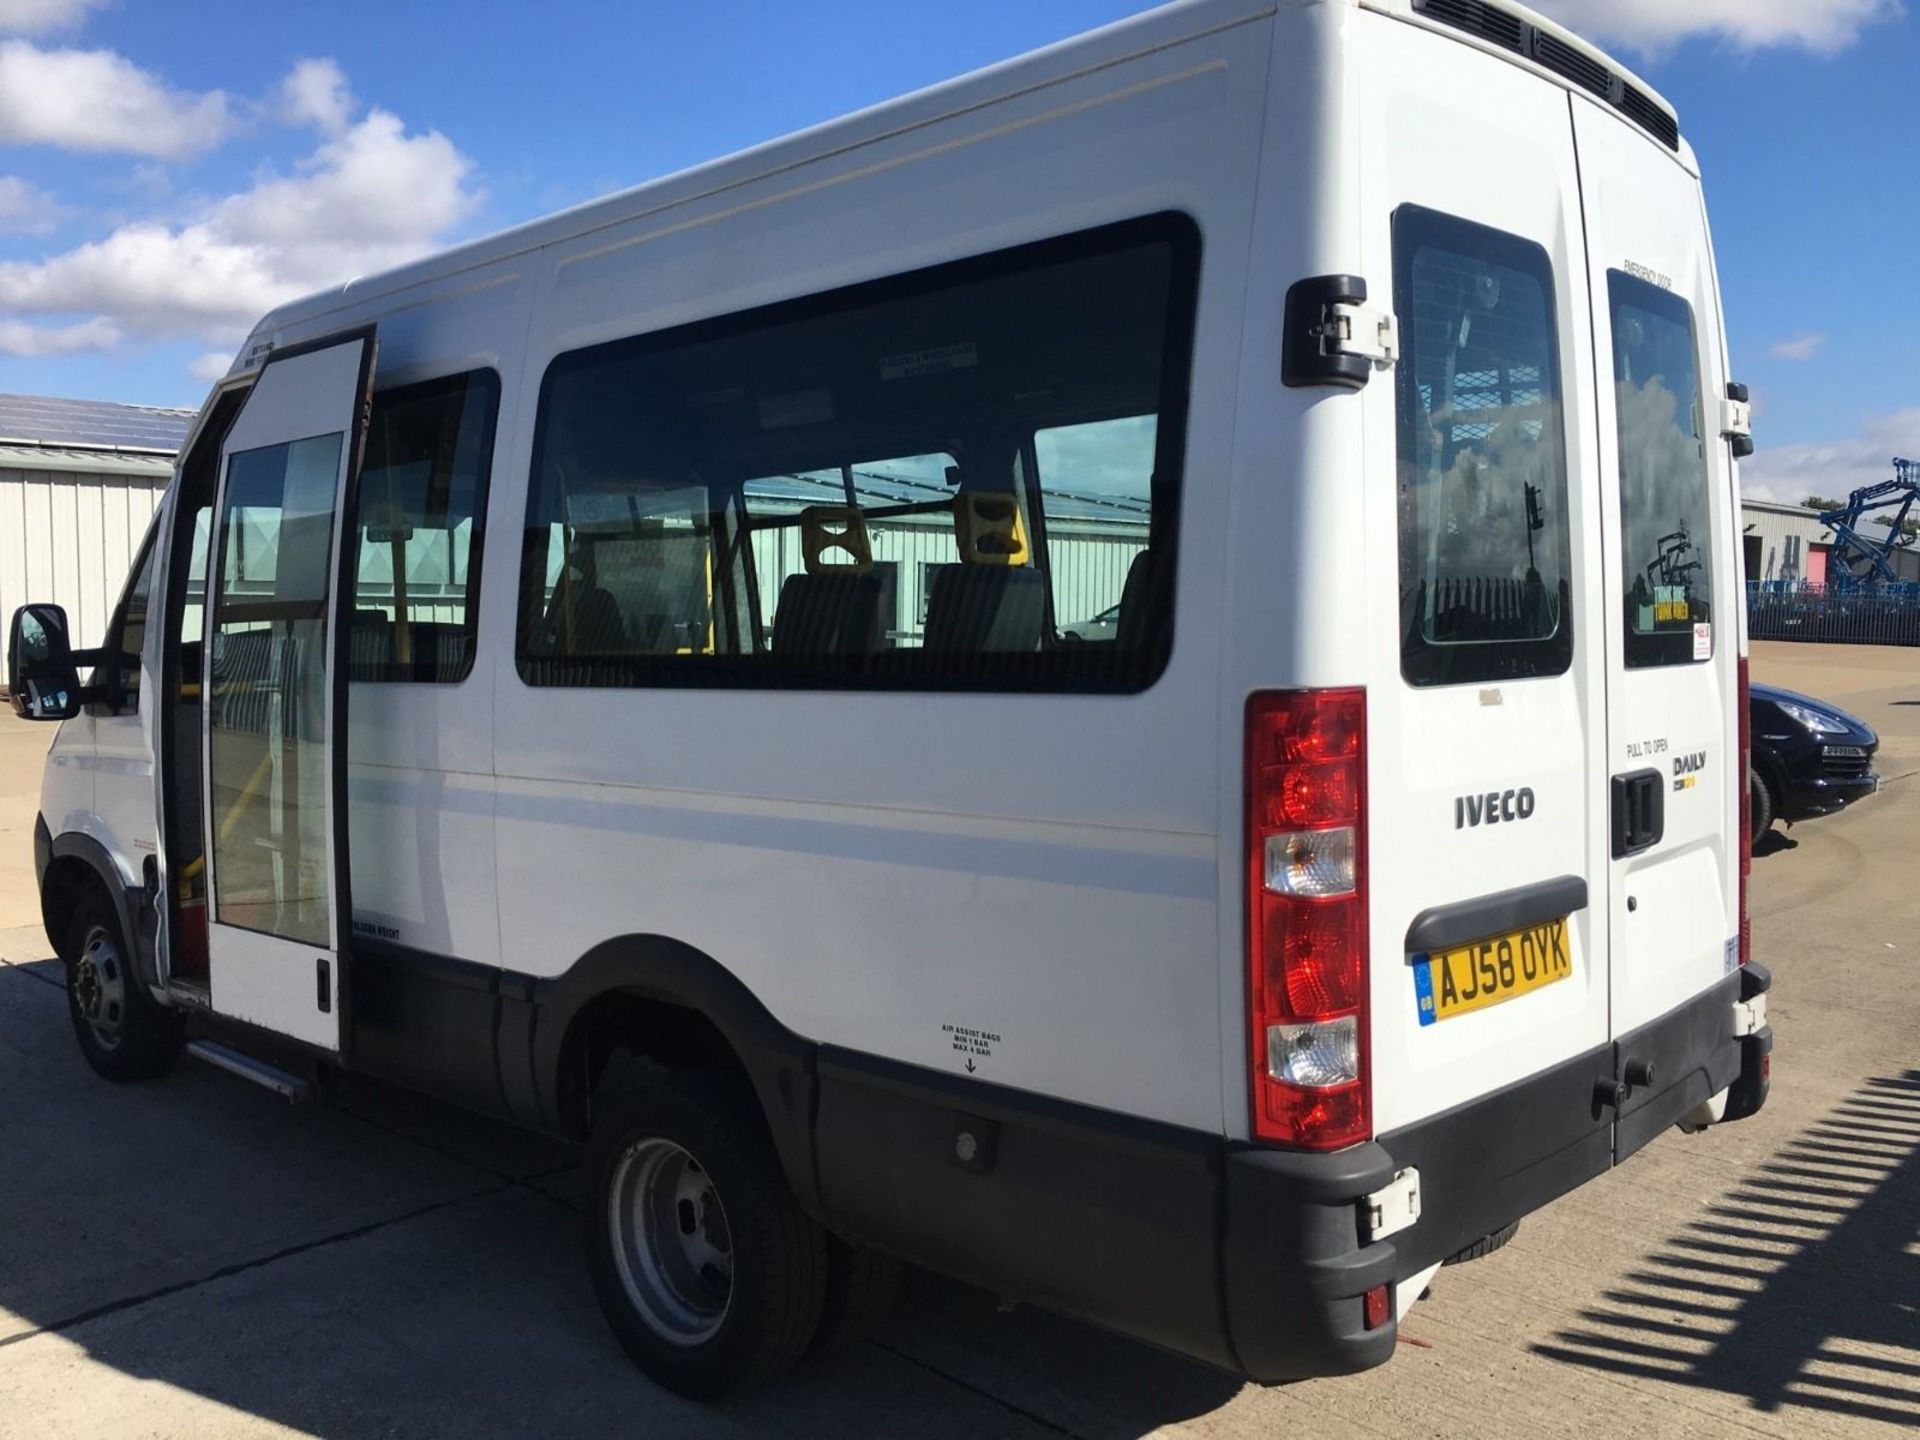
[206,433,343,946]
[1608,271,1712,667]
[1393,205,1573,687]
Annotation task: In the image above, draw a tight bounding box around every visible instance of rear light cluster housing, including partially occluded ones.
[1737,655,1751,965]
[1245,689,1370,1150]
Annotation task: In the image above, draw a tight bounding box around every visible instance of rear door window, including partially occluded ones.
[1608,271,1712,667]
[1394,206,1574,687]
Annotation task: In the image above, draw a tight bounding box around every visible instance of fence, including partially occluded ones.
[1747,582,1920,646]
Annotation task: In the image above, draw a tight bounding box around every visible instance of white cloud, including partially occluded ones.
[0,0,106,36]
[0,174,66,234]
[0,92,481,347]
[279,57,354,136]
[1769,332,1827,362]
[0,314,118,355]
[1530,0,1903,55]
[0,39,231,157]
[187,350,232,382]
[1741,409,1920,504]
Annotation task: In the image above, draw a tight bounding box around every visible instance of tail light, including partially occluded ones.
[1246,689,1369,1149]
[1737,654,1751,966]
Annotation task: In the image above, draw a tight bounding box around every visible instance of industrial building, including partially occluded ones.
[0,394,191,686]
[1743,495,1920,587]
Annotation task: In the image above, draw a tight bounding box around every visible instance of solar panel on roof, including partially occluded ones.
[0,393,194,453]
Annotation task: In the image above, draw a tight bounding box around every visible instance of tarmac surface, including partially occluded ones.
[0,638,1915,1437]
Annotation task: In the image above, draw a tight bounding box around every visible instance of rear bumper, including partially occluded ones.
[810,967,1771,1386]
[1223,963,1770,1381]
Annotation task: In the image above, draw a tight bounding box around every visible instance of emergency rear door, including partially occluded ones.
[195,330,375,1050]
[1359,19,1614,1151]
[1569,102,1740,1139]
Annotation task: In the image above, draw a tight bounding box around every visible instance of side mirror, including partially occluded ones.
[8,604,82,721]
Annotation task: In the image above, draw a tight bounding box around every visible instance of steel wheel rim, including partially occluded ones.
[607,1136,734,1345]
[73,926,127,1052]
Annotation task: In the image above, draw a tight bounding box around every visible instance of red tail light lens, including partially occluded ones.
[1737,655,1751,966]
[1246,689,1369,1150]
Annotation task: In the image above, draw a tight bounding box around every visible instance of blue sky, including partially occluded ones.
[0,0,1911,501]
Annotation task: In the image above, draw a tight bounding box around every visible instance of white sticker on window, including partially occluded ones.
[880,342,978,381]
[1693,622,1712,661]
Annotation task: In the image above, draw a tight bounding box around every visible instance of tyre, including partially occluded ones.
[65,888,182,1082]
[808,1237,903,1358]
[584,1073,826,1399]
[1749,767,1774,846]
[1443,1219,1520,1266]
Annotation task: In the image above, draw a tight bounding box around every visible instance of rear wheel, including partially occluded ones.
[1749,768,1774,845]
[65,889,181,1082]
[584,1074,826,1398]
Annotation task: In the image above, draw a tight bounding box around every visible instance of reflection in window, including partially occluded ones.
[1394,206,1573,686]
[1610,271,1712,667]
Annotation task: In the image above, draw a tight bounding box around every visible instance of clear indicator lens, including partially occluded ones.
[1264,826,1357,897]
[1266,1015,1359,1088]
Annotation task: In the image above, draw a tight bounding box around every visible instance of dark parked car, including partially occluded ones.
[1749,682,1880,843]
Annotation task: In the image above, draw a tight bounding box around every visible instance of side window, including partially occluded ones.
[517,215,1199,692]
[1394,206,1574,687]
[1609,272,1712,667]
[349,369,500,682]
[99,526,158,714]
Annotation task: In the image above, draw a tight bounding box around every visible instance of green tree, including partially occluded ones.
[1801,494,1843,512]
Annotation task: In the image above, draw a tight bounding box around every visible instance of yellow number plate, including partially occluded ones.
[1414,918,1571,1026]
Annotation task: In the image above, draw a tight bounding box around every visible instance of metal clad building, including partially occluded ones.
[0,394,191,686]
[1742,496,1920,587]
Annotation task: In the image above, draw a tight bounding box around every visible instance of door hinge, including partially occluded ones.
[1722,382,1755,459]
[1732,991,1767,1038]
[1362,1166,1422,1243]
[1283,275,1397,390]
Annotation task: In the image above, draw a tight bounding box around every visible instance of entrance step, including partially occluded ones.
[186,1039,314,1103]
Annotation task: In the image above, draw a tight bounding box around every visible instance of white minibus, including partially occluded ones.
[10,0,1771,1397]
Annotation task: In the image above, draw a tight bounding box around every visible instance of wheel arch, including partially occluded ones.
[39,825,148,982]
[523,933,821,1215]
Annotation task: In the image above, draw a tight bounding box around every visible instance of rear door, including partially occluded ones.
[1359,18,1613,1142]
[1569,103,1739,1118]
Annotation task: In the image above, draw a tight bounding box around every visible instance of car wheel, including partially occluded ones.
[1749,767,1774,846]
[1443,1219,1520,1266]
[65,889,182,1082]
[585,1073,826,1399]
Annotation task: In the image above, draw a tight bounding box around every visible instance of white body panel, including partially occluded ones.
[38,0,1737,1154]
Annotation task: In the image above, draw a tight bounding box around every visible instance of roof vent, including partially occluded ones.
[1413,0,1524,52]
[1411,0,1680,152]
[1533,31,1611,100]
[1618,84,1681,151]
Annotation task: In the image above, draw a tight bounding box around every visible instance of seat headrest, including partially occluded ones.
[953,492,1029,567]
[799,506,873,574]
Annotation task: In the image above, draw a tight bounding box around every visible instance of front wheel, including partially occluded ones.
[65,890,181,1082]
[1749,768,1775,846]
[584,1074,826,1399]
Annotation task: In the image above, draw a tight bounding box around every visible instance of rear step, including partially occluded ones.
[186,1039,314,1103]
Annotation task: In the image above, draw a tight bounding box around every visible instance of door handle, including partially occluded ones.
[1611,768,1665,858]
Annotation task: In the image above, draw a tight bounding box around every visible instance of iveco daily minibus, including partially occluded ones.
[10,0,1771,1397]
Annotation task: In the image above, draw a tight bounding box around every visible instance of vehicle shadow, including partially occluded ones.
[1533,1071,1920,1429]
[1754,829,1799,857]
[0,957,1240,1439]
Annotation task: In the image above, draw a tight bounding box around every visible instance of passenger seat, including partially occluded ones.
[774,573,884,654]
[922,565,1046,652]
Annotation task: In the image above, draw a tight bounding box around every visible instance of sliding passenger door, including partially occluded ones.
[189,330,376,1050]
[1569,101,1740,1152]
[1356,15,1613,1158]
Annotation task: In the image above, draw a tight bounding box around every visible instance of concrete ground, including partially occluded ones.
[0,643,1915,1438]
